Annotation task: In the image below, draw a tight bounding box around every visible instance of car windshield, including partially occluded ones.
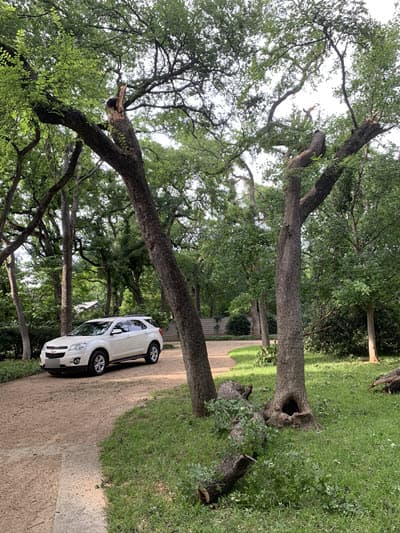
[69,321,112,336]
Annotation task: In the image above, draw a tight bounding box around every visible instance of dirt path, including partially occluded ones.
[0,340,259,533]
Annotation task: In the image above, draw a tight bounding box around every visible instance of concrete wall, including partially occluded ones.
[162,317,231,342]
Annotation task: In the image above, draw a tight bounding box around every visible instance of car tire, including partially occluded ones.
[89,350,107,376]
[145,342,160,364]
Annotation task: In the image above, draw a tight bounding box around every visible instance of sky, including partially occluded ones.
[295,0,399,119]
[365,0,397,22]
[248,0,399,183]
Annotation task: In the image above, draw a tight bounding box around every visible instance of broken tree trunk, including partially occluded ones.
[196,381,265,505]
[197,454,256,505]
[369,368,400,393]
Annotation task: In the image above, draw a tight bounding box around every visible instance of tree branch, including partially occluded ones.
[0,126,41,239]
[324,29,358,129]
[300,120,384,224]
[288,130,326,170]
[0,141,83,264]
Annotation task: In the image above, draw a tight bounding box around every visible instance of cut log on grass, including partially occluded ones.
[197,454,256,504]
[369,368,400,393]
[196,381,266,505]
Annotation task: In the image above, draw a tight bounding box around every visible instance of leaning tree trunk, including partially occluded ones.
[29,75,217,415]
[6,254,31,360]
[104,87,216,415]
[367,304,379,364]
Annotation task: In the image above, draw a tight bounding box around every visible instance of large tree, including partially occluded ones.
[264,3,400,427]
[2,0,399,421]
[304,148,400,362]
[1,0,262,415]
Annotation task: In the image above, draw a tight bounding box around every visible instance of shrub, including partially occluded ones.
[306,305,400,357]
[226,314,251,336]
[255,344,277,366]
[0,325,60,358]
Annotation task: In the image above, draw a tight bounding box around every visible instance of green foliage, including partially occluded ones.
[351,23,400,123]
[205,397,268,457]
[101,347,400,532]
[228,293,252,316]
[206,398,256,434]
[236,450,360,515]
[0,358,41,382]
[254,343,277,366]
[306,305,400,357]
[0,325,60,358]
[226,314,251,336]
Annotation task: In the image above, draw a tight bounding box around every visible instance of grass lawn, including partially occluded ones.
[101,348,400,533]
[0,358,41,383]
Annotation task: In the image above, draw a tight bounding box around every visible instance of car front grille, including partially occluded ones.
[46,346,68,359]
[46,352,66,359]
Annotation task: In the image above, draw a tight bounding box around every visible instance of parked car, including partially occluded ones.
[40,316,163,376]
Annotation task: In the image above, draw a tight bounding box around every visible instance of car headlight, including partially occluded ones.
[68,342,88,353]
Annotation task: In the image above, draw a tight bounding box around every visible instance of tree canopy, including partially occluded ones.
[1,0,400,419]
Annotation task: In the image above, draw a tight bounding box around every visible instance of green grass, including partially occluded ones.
[101,347,400,533]
[0,358,41,383]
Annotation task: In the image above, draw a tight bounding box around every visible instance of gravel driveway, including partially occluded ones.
[0,340,259,533]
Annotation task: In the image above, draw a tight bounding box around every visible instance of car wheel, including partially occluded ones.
[145,342,160,364]
[89,350,107,376]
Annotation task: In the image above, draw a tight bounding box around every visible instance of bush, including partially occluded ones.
[0,325,60,358]
[306,305,400,357]
[255,344,277,366]
[226,314,251,336]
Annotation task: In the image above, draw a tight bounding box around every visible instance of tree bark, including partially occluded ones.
[265,122,384,429]
[367,304,379,364]
[258,296,270,348]
[103,87,217,414]
[250,300,260,336]
[6,254,31,360]
[265,170,317,428]
[197,455,256,504]
[370,368,400,392]
[60,146,79,335]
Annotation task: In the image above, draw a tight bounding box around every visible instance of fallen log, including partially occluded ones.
[369,368,400,393]
[196,381,266,505]
[197,454,256,504]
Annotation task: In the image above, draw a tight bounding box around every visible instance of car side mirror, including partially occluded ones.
[111,328,123,335]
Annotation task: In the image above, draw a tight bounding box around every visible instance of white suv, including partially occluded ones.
[40,316,163,376]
